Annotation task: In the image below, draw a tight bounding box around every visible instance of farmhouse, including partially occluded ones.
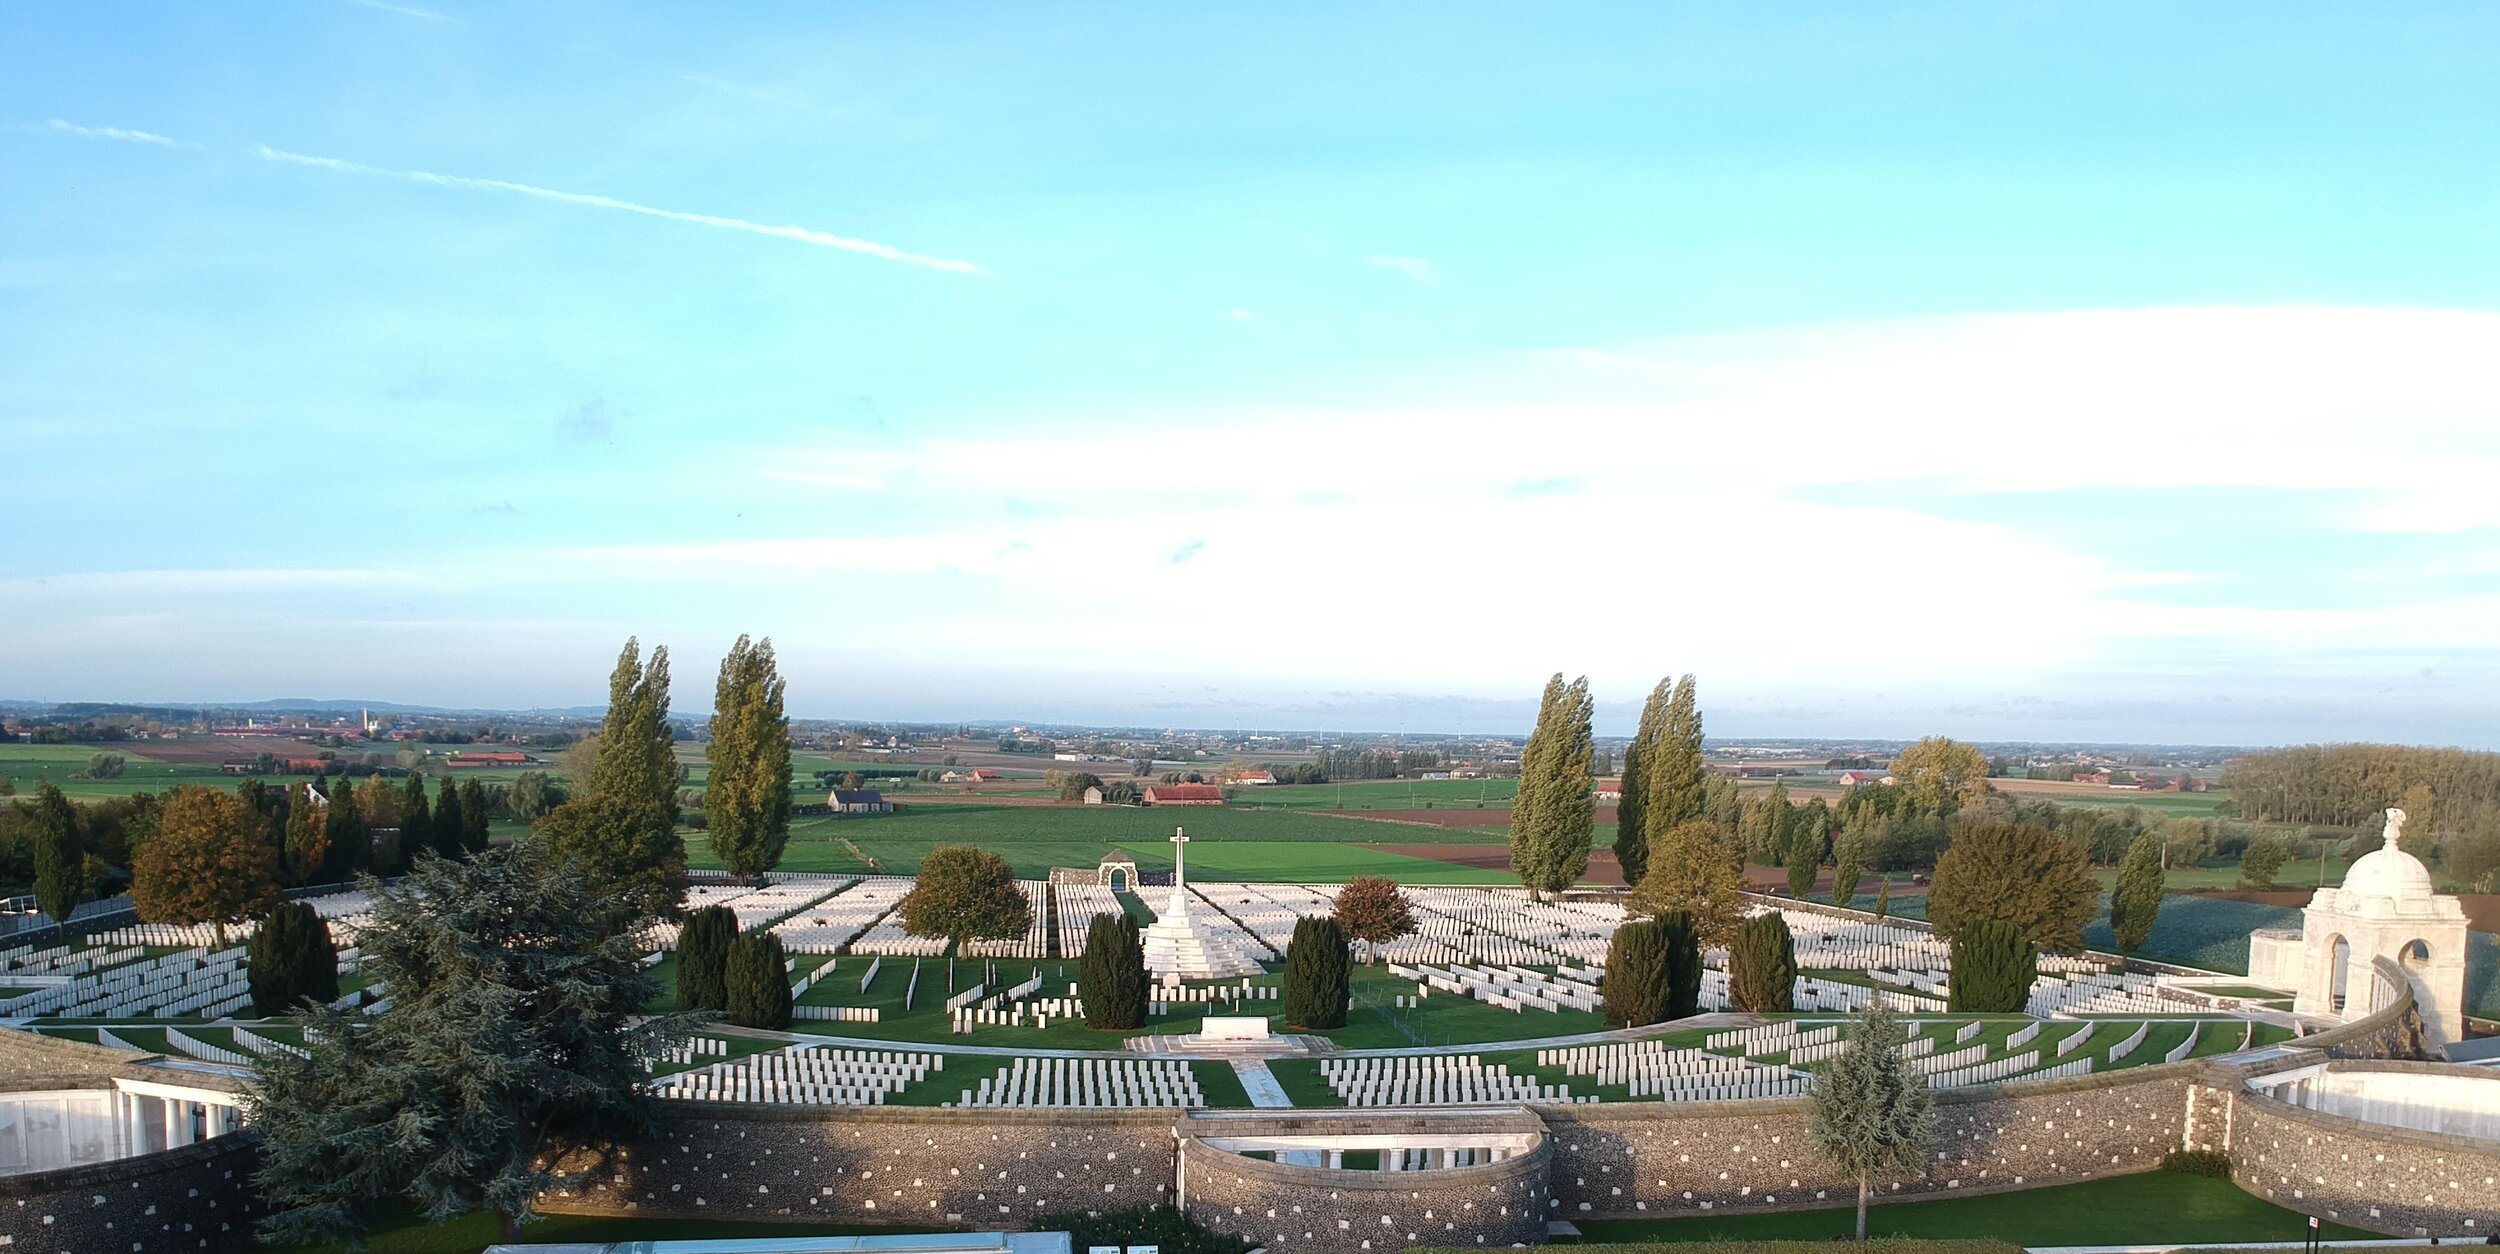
[1836,769,1892,788]
[830,789,894,814]
[1143,783,1224,806]
[446,751,534,768]
[1229,768,1277,785]
[1592,778,1622,801]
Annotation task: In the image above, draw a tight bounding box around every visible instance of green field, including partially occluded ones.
[1227,778,1519,811]
[1576,1170,2375,1244]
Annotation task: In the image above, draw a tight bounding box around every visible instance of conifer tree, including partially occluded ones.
[251,842,683,1246]
[1638,674,1707,842]
[1948,919,2036,1013]
[1873,876,1893,919]
[1509,673,1595,899]
[1660,910,1703,1020]
[399,775,431,866]
[674,905,738,1013]
[1831,832,1865,910]
[706,635,792,883]
[248,900,341,1017]
[588,638,678,823]
[1078,912,1147,1029]
[320,780,367,882]
[536,794,687,925]
[1785,815,1822,899]
[1749,778,1792,866]
[1807,1000,1935,1241]
[724,931,793,1030]
[433,776,466,861]
[281,783,329,887]
[2110,831,2166,952]
[459,779,490,855]
[28,780,85,927]
[1613,679,1672,886]
[1729,911,1797,1012]
[1600,918,1668,1028]
[1283,916,1350,1029]
[1926,818,2098,952]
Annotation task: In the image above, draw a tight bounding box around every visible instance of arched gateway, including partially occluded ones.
[2248,808,2471,1048]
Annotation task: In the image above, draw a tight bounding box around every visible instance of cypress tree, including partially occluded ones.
[724,931,793,1030]
[1831,837,1864,910]
[400,775,431,866]
[282,784,328,887]
[28,780,84,927]
[675,905,737,1013]
[1613,679,1672,886]
[1660,910,1703,1020]
[1509,673,1594,899]
[1283,916,1349,1029]
[459,779,490,856]
[1785,816,1822,899]
[1873,876,1893,919]
[1948,919,2036,1013]
[248,901,341,1018]
[1639,675,1707,841]
[1729,912,1797,1013]
[707,636,794,883]
[320,780,368,882]
[2110,831,2165,952]
[1078,912,1147,1029]
[433,777,466,860]
[1600,918,1668,1028]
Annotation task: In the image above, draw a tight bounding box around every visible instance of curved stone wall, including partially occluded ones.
[1176,1112,1549,1252]
[0,1129,264,1253]
[2228,1065,2500,1238]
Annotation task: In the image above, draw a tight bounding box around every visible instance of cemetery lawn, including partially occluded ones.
[259,1208,944,1254]
[1575,1171,2375,1244]
[873,1053,1252,1108]
[687,815,1520,883]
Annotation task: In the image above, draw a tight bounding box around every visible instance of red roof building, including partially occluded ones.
[447,752,535,768]
[1143,784,1225,806]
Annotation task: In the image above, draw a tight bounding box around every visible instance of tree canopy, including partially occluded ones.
[249,842,682,1246]
[2109,831,2165,952]
[1889,736,1992,815]
[898,845,1032,950]
[131,785,281,945]
[1509,673,1594,897]
[1331,876,1416,961]
[706,635,792,882]
[535,793,686,926]
[1807,1000,1936,1241]
[588,638,678,823]
[1624,818,1746,945]
[1924,817,2098,953]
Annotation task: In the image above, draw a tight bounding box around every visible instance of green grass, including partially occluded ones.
[258,1207,945,1254]
[1575,1171,2377,1244]
[1225,778,1520,811]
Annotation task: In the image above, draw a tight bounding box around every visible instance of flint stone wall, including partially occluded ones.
[0,1130,264,1254]
[543,1104,1181,1226]
[1176,1112,1549,1253]
[2223,1062,2500,1238]
[1545,1067,2194,1219]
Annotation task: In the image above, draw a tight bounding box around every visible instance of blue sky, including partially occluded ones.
[6,3,2500,744]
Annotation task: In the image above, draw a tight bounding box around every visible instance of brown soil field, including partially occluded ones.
[2193,887,2500,934]
[128,739,326,764]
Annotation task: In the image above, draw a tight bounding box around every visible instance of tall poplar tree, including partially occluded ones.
[706,635,792,883]
[1639,674,1707,842]
[1509,673,1594,899]
[281,783,329,887]
[458,779,491,855]
[588,638,678,823]
[28,780,85,927]
[320,778,367,882]
[399,775,431,867]
[1613,679,1672,886]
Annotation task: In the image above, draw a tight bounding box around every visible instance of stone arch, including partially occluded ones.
[2327,933,2352,1012]
[2397,937,2433,971]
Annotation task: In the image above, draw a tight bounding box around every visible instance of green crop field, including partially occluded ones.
[1227,778,1520,811]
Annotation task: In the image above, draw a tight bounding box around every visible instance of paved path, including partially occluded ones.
[1230,1058,1294,1107]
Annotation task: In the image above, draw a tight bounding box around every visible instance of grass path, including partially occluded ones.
[1576,1170,2377,1244]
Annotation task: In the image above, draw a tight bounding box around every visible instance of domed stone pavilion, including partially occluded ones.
[2248,807,2470,1048]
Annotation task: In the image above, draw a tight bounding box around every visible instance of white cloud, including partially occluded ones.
[45,119,187,148]
[1363,254,1436,281]
[334,0,448,20]
[252,145,983,274]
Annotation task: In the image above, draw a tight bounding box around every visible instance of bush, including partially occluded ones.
[247,901,341,1018]
[1948,919,2037,1013]
[1079,911,1147,1029]
[1660,910,1703,1020]
[1601,919,1668,1028]
[2160,1148,2233,1177]
[723,930,793,1030]
[1030,1205,1252,1254]
[2239,837,2292,890]
[675,905,737,1013]
[1728,911,1796,1013]
[1283,915,1349,1029]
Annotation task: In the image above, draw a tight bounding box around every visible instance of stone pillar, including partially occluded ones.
[1327,1150,1344,1169]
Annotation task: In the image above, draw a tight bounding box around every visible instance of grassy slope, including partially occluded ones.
[1575,1171,2377,1245]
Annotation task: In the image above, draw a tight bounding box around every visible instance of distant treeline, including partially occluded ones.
[2224,743,2500,833]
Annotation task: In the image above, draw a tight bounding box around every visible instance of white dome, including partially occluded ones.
[2341,844,2436,899]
